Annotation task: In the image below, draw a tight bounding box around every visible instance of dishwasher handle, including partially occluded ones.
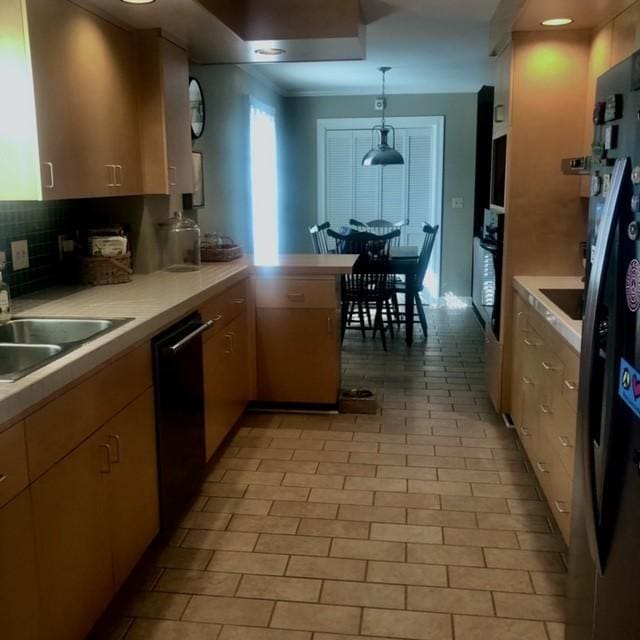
[168,319,215,354]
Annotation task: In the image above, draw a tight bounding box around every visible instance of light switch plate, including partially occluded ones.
[374,97,386,111]
[11,240,30,270]
[452,197,464,209]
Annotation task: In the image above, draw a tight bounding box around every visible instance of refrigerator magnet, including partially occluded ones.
[604,125,618,150]
[602,173,612,196]
[625,258,640,312]
[619,358,640,418]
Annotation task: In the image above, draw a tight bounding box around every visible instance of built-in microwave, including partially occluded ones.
[490,134,507,211]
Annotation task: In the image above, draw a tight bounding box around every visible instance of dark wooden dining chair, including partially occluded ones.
[393,223,439,337]
[328,228,400,351]
[366,219,406,245]
[349,218,368,230]
[308,221,331,254]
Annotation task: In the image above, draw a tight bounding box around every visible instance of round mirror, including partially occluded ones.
[189,77,205,139]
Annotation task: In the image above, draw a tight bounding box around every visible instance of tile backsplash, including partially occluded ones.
[0,200,80,298]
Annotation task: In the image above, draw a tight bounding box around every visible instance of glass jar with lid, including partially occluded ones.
[158,211,201,272]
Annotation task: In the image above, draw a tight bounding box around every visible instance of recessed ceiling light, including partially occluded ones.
[541,18,574,27]
[255,47,286,56]
[120,0,156,4]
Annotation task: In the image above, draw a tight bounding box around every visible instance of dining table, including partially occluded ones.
[390,245,420,346]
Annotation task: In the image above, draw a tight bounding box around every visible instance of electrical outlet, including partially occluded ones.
[451,197,464,209]
[11,240,30,270]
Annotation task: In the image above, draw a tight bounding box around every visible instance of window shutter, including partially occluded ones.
[324,129,354,231]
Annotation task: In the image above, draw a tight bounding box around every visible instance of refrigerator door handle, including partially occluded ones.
[578,157,630,575]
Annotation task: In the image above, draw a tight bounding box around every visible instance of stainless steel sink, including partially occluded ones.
[0,317,131,382]
[0,318,114,345]
[0,344,63,380]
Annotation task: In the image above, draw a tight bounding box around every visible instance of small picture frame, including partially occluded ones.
[192,152,204,208]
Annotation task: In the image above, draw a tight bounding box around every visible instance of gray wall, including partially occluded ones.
[281,93,478,296]
[189,65,285,253]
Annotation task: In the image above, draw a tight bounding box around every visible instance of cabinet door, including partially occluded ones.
[106,389,159,589]
[228,313,250,425]
[0,490,40,640]
[257,308,340,404]
[31,429,113,640]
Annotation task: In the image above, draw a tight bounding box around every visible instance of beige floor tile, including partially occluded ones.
[225,514,298,534]
[312,635,378,640]
[215,458,261,471]
[354,432,407,444]
[361,608,453,640]
[407,455,467,469]
[221,470,284,486]
[298,517,370,539]
[344,476,408,492]
[300,430,353,441]
[506,499,551,516]
[220,627,310,640]
[453,614,548,640]
[435,446,492,459]
[530,572,566,595]
[466,459,526,472]
[516,532,565,552]
[377,465,438,480]
[376,492,440,510]
[444,527,518,549]
[122,591,190,620]
[350,452,407,466]
[448,566,532,593]
[286,555,366,581]
[257,460,318,474]
[283,472,345,489]
[484,548,566,572]
[199,482,247,498]
[337,504,406,524]
[477,513,550,533]
[236,574,321,602]
[203,498,272,516]
[293,450,350,463]
[407,586,493,616]
[317,462,377,477]
[125,619,221,640]
[322,579,405,609]
[183,595,273,626]
[437,469,501,484]
[237,447,294,460]
[270,500,338,519]
[493,592,565,622]
[270,602,361,634]
[440,495,509,513]
[407,508,476,529]
[371,523,442,544]
[255,533,330,556]
[471,483,539,500]
[154,569,240,597]
[407,543,485,567]
[325,440,379,453]
[498,470,538,486]
[181,530,258,552]
[381,444,436,456]
[180,512,231,531]
[245,485,310,502]
[270,438,324,451]
[545,622,566,640]
[406,435,461,447]
[367,561,447,587]
[207,551,288,576]
[154,547,214,571]
[308,488,373,505]
[460,437,516,449]
[331,538,405,561]
[408,479,472,496]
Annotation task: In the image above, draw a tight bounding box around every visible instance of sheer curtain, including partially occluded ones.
[249,100,279,264]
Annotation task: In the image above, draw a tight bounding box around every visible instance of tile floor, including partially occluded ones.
[96,306,567,640]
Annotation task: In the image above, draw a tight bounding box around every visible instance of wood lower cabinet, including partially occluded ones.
[30,386,158,640]
[511,290,580,544]
[0,490,40,640]
[204,312,250,460]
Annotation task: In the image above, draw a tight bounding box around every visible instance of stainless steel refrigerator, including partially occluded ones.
[566,50,640,640]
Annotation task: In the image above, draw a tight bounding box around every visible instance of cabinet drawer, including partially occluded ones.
[0,422,29,507]
[560,347,580,411]
[255,277,337,309]
[547,395,577,477]
[200,279,248,339]
[25,343,152,481]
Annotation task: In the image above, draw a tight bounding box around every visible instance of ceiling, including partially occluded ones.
[245,0,502,96]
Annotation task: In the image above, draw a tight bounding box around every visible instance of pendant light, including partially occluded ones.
[362,67,405,167]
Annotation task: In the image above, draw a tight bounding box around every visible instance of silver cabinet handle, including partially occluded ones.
[224,333,233,354]
[494,104,505,123]
[232,298,245,305]
[536,461,550,473]
[554,500,570,514]
[327,316,333,334]
[108,434,121,463]
[539,404,553,415]
[519,426,531,437]
[168,319,215,354]
[213,314,223,322]
[0,473,6,484]
[541,361,561,371]
[522,376,535,385]
[98,444,112,474]
[524,338,542,347]
[564,380,578,391]
[558,436,573,448]
[43,162,55,189]
[169,165,177,186]
[115,164,123,186]
[106,164,116,187]
[287,292,305,301]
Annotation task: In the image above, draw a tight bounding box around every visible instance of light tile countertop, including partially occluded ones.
[513,275,584,354]
[0,254,357,428]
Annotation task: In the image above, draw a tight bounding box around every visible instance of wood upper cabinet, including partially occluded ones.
[0,490,40,640]
[137,32,194,203]
[493,42,512,134]
[1,0,142,201]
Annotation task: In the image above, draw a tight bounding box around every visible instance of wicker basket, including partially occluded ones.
[201,244,243,262]
[79,254,133,286]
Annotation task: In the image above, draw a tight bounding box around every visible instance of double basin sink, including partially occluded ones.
[0,318,129,382]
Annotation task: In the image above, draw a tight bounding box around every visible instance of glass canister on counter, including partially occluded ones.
[158,211,201,272]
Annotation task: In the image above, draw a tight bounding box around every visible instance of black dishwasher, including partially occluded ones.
[152,312,213,527]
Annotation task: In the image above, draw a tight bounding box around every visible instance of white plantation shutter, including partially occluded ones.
[325,130,354,232]
[354,131,380,221]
